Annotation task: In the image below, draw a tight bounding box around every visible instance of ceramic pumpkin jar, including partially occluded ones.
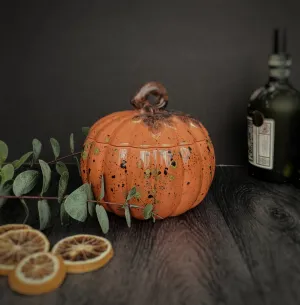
[80,82,216,220]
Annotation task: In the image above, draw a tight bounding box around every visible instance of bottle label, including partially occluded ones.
[247,116,275,169]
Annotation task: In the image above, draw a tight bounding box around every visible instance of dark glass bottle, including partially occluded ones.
[247,28,300,184]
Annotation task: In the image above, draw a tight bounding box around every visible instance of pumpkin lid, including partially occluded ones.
[87,82,209,148]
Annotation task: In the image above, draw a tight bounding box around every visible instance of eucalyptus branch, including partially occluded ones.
[0,195,58,200]
[87,199,142,209]
[48,152,81,164]
[0,195,151,211]
[0,130,162,233]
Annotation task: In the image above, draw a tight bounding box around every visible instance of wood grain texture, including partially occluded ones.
[1,165,299,305]
[213,167,300,305]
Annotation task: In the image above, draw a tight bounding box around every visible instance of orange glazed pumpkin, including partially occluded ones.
[80,82,216,220]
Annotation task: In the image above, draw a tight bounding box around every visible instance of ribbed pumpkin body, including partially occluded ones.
[80,83,215,220]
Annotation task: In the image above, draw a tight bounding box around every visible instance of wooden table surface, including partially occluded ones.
[1,166,300,305]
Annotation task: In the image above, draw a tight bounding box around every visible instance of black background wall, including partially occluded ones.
[1,0,300,165]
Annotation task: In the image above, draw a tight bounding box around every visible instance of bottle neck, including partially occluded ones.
[268,53,291,84]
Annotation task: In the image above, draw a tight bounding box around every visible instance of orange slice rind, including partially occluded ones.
[51,234,113,274]
[0,229,50,275]
[0,224,32,236]
[8,252,66,295]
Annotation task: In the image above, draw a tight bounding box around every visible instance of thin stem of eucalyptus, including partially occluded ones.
[48,152,81,164]
[87,199,121,206]
[0,195,162,218]
[87,199,142,209]
[0,195,59,200]
[0,195,143,210]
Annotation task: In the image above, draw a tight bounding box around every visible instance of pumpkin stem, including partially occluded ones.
[131,81,168,112]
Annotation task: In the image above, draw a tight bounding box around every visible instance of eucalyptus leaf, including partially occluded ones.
[38,199,51,230]
[0,164,14,185]
[70,133,75,153]
[13,170,39,196]
[96,205,109,234]
[135,192,141,200]
[20,199,29,224]
[143,204,153,220]
[100,175,105,200]
[12,151,33,170]
[126,186,136,201]
[60,201,70,226]
[85,183,94,200]
[82,127,90,137]
[0,140,8,166]
[58,171,69,204]
[0,182,13,209]
[32,138,42,164]
[64,184,88,222]
[124,205,131,228]
[74,156,81,175]
[88,202,96,217]
[56,161,68,176]
[38,160,51,195]
[85,183,95,217]
[50,138,60,159]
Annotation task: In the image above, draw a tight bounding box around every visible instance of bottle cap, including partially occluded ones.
[268,28,291,69]
[273,28,287,54]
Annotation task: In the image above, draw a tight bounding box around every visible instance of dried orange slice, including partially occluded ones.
[0,224,32,236]
[0,229,50,275]
[8,252,66,295]
[51,234,113,274]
